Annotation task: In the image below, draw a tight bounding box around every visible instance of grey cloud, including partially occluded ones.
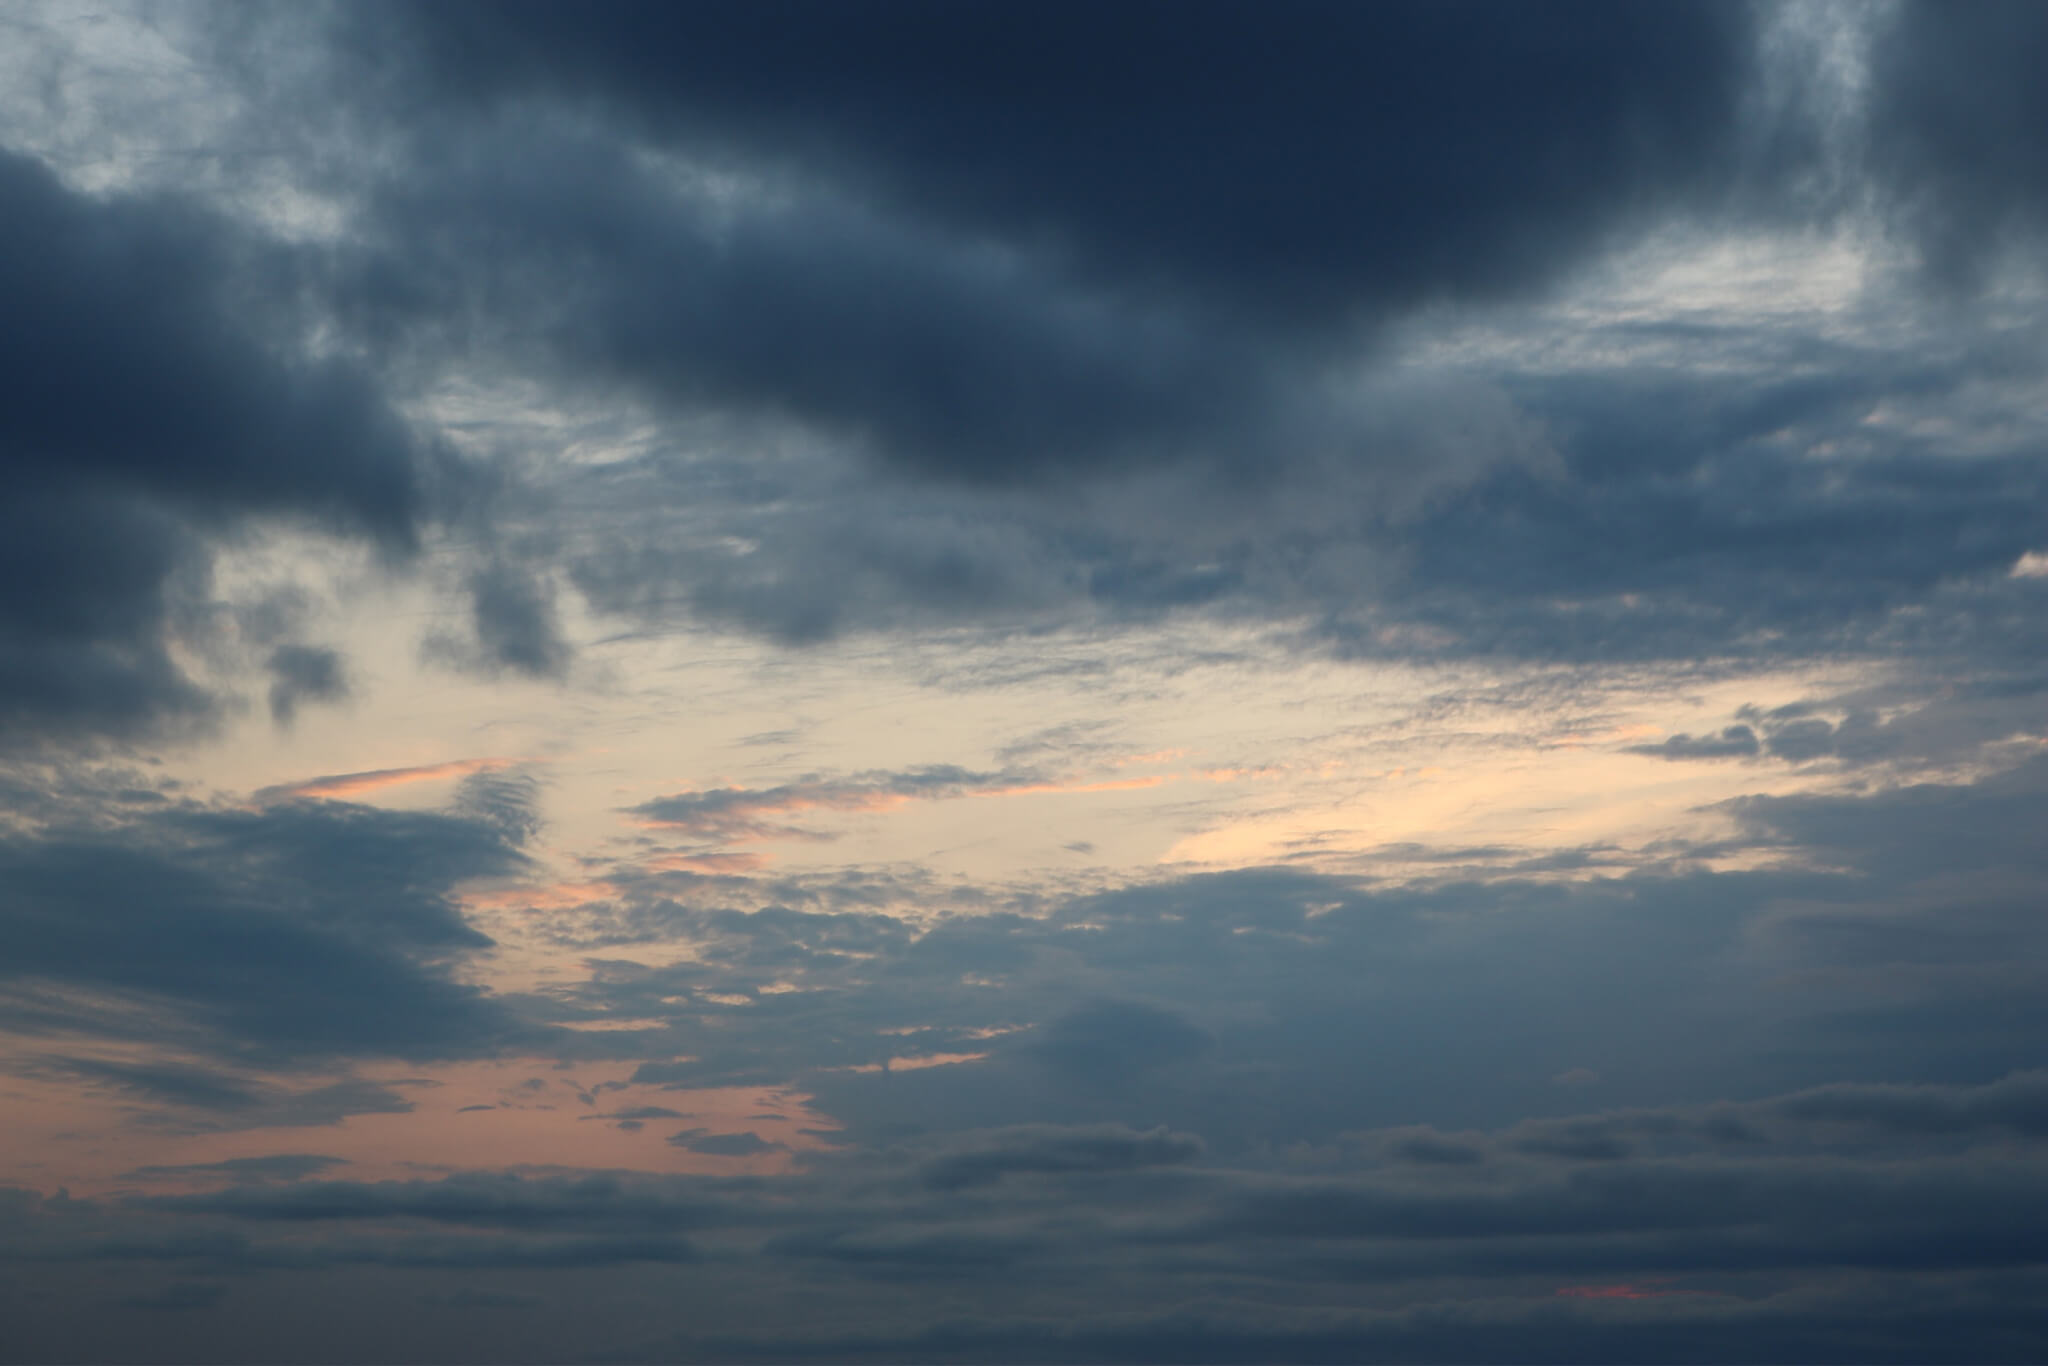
[480,265,2048,670]
[1868,1,2048,284]
[917,1125,1204,1191]
[448,768,545,848]
[1026,1002,1214,1086]
[4,1063,2048,1358]
[24,1058,418,1134]
[1727,752,2048,884]
[39,1057,265,1114]
[667,1130,784,1157]
[264,645,347,725]
[37,1115,2046,1361]
[17,2,2041,690]
[1361,351,2048,667]
[124,1155,351,1186]
[628,765,1020,844]
[1772,1072,2048,1140]
[0,146,438,743]
[1373,1128,1489,1168]
[1630,725,1760,761]
[164,3,2039,679]
[427,559,570,680]
[123,1280,228,1313]
[550,755,2048,1155]
[134,1170,745,1236]
[339,2,1774,337]
[658,1283,2048,1364]
[0,791,537,1066]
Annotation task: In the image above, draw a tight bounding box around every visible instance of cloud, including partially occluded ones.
[0,146,439,744]
[22,1059,418,1134]
[1630,725,1761,761]
[263,645,347,725]
[341,2,1773,337]
[916,1125,1204,1191]
[132,1170,741,1235]
[123,1280,228,1313]
[623,764,1184,852]
[123,1155,351,1185]
[41,2,1982,682]
[1024,1002,1214,1086]
[667,1129,784,1157]
[1867,1,2048,284]
[628,766,1018,843]
[1770,1072,2048,1140]
[19,1087,2041,1360]
[532,752,2048,1160]
[257,757,521,803]
[0,790,537,1066]
[423,559,571,680]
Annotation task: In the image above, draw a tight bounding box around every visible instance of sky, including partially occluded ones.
[2,1,2047,1361]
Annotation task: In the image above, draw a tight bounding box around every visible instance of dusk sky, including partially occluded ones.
[3,2,2048,1361]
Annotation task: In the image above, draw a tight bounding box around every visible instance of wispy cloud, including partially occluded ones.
[259,758,525,804]
[625,765,1185,845]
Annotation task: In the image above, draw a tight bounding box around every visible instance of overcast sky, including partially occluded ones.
[3,2,2048,1361]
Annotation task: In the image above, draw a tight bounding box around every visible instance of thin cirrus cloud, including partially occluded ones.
[626,764,1183,845]
[257,757,527,804]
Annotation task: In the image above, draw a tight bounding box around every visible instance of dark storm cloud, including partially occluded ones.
[0,791,536,1067]
[348,129,1274,488]
[197,0,1783,533]
[1867,0,2048,283]
[131,2,2020,674]
[0,146,441,743]
[343,0,1771,333]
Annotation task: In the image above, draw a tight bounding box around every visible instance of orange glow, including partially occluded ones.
[462,879,619,912]
[259,756,524,803]
[846,1052,989,1073]
[633,769,1206,847]
[970,775,1169,799]
[644,851,772,874]
[0,1057,840,1196]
